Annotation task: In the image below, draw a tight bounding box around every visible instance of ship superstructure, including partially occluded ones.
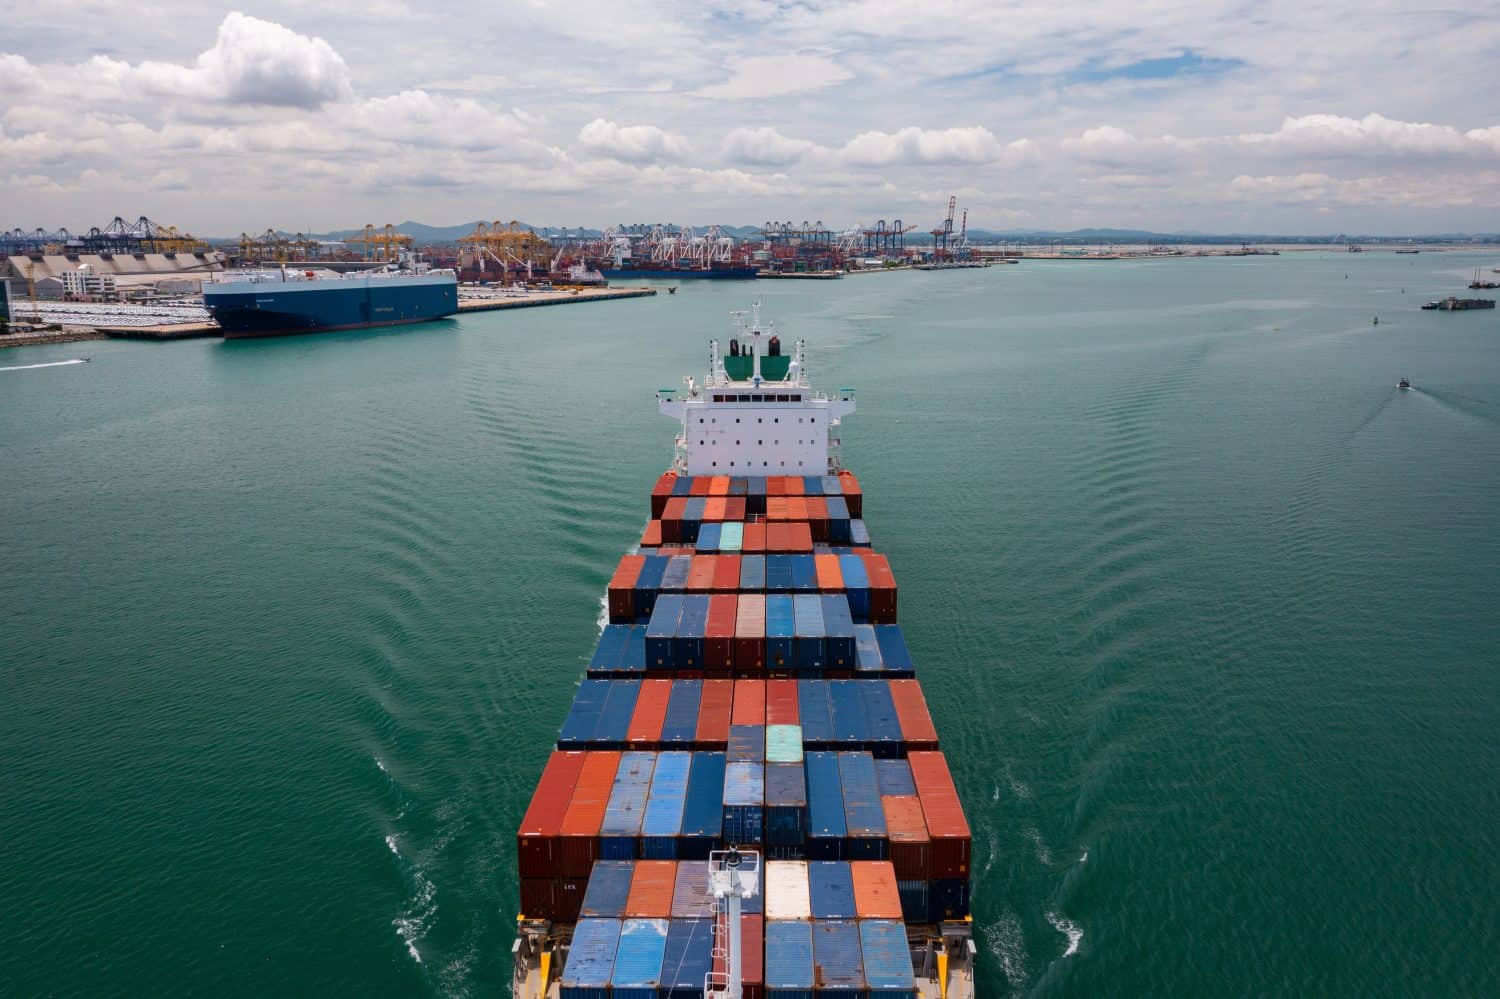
[512,306,976,999]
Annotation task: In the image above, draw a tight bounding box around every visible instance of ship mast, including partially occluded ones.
[705,848,760,999]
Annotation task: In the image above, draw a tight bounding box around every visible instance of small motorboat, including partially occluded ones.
[1398,377,1411,390]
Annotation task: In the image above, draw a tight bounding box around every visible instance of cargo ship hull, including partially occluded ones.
[204,272,458,338]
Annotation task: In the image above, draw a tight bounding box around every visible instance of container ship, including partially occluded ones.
[600,263,760,281]
[203,254,457,337]
[511,306,977,998]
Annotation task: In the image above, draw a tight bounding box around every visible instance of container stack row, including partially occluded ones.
[559,913,915,999]
[650,471,865,517]
[607,553,897,623]
[518,749,969,924]
[558,678,939,754]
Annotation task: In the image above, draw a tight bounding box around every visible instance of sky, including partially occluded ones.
[3,1,1499,236]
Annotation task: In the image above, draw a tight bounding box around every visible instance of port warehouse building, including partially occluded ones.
[3,252,225,300]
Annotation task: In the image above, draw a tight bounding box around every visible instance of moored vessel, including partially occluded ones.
[511,305,977,998]
[203,253,457,338]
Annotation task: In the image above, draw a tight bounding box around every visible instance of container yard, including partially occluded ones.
[510,308,975,999]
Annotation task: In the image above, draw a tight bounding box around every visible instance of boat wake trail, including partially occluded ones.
[0,358,88,372]
[1047,911,1084,957]
[983,910,1032,991]
[1418,389,1500,430]
[386,833,439,966]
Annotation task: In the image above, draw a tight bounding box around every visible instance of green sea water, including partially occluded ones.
[3,254,1497,996]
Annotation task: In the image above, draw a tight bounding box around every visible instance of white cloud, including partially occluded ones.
[841,127,1033,166]
[130,12,351,107]
[1239,113,1499,158]
[721,127,819,166]
[577,118,690,163]
[695,54,851,101]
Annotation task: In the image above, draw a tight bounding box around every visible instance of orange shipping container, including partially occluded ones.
[887,680,939,749]
[786,496,809,523]
[641,521,663,549]
[687,555,718,591]
[625,860,679,917]
[557,751,623,877]
[850,861,904,919]
[731,678,766,725]
[786,522,814,553]
[814,554,844,593]
[712,554,742,593]
[741,522,767,553]
[907,751,972,879]
[627,679,673,747]
[724,497,747,522]
[709,475,730,496]
[703,496,728,522]
[766,678,799,724]
[881,794,932,880]
[696,678,734,745]
[608,554,646,620]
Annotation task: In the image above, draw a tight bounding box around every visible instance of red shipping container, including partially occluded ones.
[741,522,767,554]
[838,471,862,517]
[715,914,763,999]
[705,595,738,671]
[662,497,688,544]
[696,678,734,747]
[861,552,898,622]
[881,795,932,880]
[766,678,799,724]
[651,472,677,518]
[733,594,766,671]
[766,477,786,497]
[608,554,645,621]
[709,475,730,496]
[814,554,844,593]
[713,555,742,593]
[519,877,555,919]
[850,861,904,919]
[625,860,678,917]
[687,555,718,591]
[887,680,939,750]
[554,876,585,922]
[557,751,622,877]
[786,523,813,553]
[805,496,829,542]
[724,497,747,522]
[766,496,789,521]
[641,520,663,549]
[765,523,789,553]
[704,496,728,522]
[908,751,972,879]
[517,750,589,877]
[732,678,766,725]
[786,496,809,523]
[690,477,712,496]
[779,475,805,497]
[628,679,673,748]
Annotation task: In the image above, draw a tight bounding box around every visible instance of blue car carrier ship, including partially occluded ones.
[511,305,978,999]
[203,254,457,338]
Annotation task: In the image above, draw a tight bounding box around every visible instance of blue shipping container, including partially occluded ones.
[874,758,915,797]
[695,522,722,553]
[765,761,807,846]
[738,554,766,591]
[646,594,686,669]
[826,496,852,544]
[610,917,669,999]
[727,725,765,763]
[589,624,630,674]
[765,596,795,670]
[678,751,725,858]
[792,594,825,671]
[580,860,635,918]
[661,917,714,999]
[620,626,646,673]
[859,681,903,758]
[640,751,691,859]
[820,595,857,667]
[853,624,884,673]
[837,555,871,621]
[661,681,703,744]
[765,555,794,592]
[722,760,765,845]
[670,860,715,919]
[790,555,819,592]
[797,680,835,746]
[812,920,866,991]
[860,920,917,999]
[662,555,693,592]
[821,475,842,496]
[764,918,815,995]
[808,861,857,919]
[828,680,869,745]
[600,752,655,857]
[592,680,641,748]
[802,475,824,495]
[837,752,888,859]
[804,751,847,860]
[874,625,915,676]
[671,476,693,497]
[633,556,668,620]
[559,917,620,999]
[674,594,710,669]
[849,519,871,548]
[559,679,610,747]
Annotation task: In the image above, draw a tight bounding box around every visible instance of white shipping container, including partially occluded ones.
[765,860,811,920]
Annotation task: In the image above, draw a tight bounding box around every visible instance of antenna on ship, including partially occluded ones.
[705,847,760,999]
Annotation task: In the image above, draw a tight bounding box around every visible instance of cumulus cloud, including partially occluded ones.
[130,12,352,108]
[1240,113,1500,158]
[721,127,820,166]
[1061,125,1201,166]
[840,127,1033,166]
[577,118,690,162]
[695,54,852,101]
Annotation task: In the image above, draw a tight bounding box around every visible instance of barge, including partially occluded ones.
[511,306,977,998]
[1421,297,1496,311]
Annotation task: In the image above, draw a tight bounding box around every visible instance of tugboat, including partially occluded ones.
[1398,377,1412,390]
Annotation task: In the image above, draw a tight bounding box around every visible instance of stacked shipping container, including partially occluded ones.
[527,469,964,995]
